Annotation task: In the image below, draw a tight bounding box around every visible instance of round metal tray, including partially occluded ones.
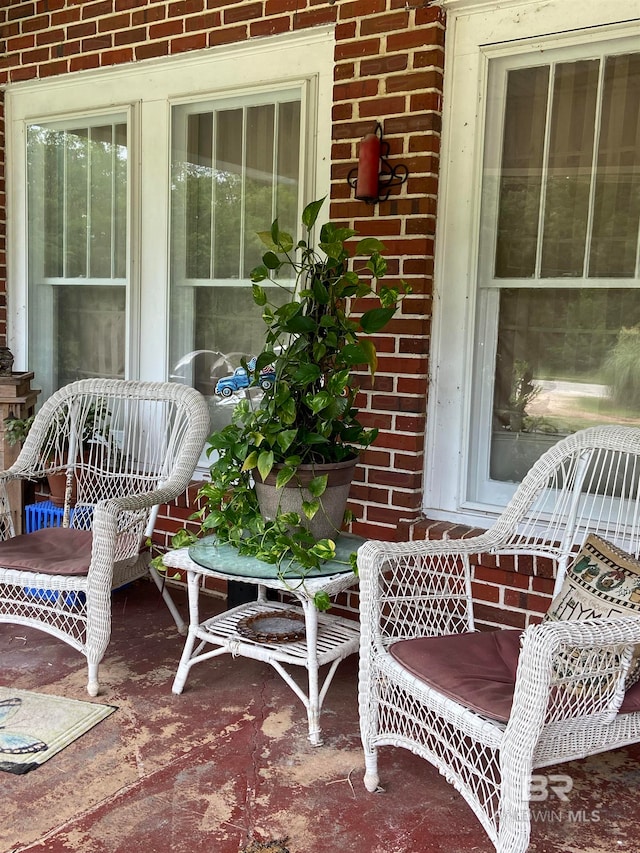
[236,610,306,643]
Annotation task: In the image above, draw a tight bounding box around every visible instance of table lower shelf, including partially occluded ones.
[172,599,360,745]
[180,600,360,668]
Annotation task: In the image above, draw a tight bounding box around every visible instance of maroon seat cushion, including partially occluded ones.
[389,629,640,723]
[0,527,93,576]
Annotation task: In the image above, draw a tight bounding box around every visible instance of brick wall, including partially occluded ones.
[0,1,549,627]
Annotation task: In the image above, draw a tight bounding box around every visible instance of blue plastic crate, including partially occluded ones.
[24,502,82,604]
[25,501,74,533]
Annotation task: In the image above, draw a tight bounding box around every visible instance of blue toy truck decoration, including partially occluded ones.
[214,356,275,398]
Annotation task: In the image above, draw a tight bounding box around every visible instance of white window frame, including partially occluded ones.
[425,0,640,527]
[5,28,333,388]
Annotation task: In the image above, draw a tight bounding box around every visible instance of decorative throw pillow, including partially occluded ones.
[545,533,640,686]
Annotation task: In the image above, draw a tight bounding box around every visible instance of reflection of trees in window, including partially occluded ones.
[172,98,301,282]
[28,122,127,281]
[495,53,640,281]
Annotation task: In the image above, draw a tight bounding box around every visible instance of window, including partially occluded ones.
[426,1,640,524]
[169,91,302,431]
[27,117,128,401]
[7,30,333,453]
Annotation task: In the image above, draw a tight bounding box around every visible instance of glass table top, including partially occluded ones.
[188,534,364,579]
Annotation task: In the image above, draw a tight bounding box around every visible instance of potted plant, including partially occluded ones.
[4,400,112,507]
[188,197,409,608]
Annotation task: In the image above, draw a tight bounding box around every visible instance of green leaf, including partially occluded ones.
[310,538,336,561]
[355,237,385,255]
[252,284,267,306]
[360,306,395,333]
[302,197,326,230]
[276,230,294,253]
[302,498,320,519]
[257,230,276,249]
[276,429,298,452]
[276,466,296,488]
[286,315,317,333]
[367,252,387,278]
[263,251,281,270]
[257,450,274,481]
[292,363,321,385]
[250,264,269,283]
[307,474,328,497]
[306,390,333,414]
[313,591,332,612]
[350,552,359,576]
[358,338,378,375]
[241,450,259,472]
[318,240,344,261]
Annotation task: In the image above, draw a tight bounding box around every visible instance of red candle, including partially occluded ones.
[355,132,381,202]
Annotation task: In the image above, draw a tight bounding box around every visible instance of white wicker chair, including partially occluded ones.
[0,379,210,696]
[358,425,640,853]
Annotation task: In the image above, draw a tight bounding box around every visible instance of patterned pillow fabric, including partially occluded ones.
[545,533,640,686]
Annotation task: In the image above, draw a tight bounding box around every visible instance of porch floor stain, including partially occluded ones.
[1,581,637,853]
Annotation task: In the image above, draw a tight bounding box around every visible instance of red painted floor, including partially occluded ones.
[1,580,638,853]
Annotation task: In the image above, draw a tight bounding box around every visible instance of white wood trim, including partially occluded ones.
[425,0,640,528]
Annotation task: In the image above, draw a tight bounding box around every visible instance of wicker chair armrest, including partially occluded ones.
[508,617,640,736]
[358,535,496,645]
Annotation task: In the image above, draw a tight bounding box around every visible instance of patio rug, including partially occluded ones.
[0,686,116,775]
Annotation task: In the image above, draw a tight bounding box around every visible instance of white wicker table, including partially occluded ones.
[163,535,362,746]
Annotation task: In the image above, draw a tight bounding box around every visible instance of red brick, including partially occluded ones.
[474,603,526,630]
[386,69,443,94]
[250,17,291,37]
[361,11,409,36]
[388,26,445,52]
[82,35,113,51]
[472,582,501,603]
[39,58,69,77]
[335,38,380,61]
[360,54,408,77]
[359,95,406,117]
[136,41,170,60]
[168,0,205,15]
[339,0,386,18]
[265,0,299,12]
[293,6,336,29]
[171,32,208,53]
[68,22,97,39]
[115,27,148,46]
[209,25,247,46]
[70,53,101,71]
[101,47,135,66]
[150,20,184,39]
[82,1,114,20]
[99,14,132,33]
[35,28,65,46]
[133,6,166,25]
[224,2,263,24]
[186,12,223,30]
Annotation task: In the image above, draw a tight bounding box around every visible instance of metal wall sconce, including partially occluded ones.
[347,123,409,204]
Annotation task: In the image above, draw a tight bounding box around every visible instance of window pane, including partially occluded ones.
[170,92,302,429]
[490,288,640,482]
[65,128,89,278]
[185,113,213,280]
[495,66,549,278]
[56,286,126,384]
[540,60,599,278]
[214,109,243,279]
[589,53,640,277]
[27,117,128,400]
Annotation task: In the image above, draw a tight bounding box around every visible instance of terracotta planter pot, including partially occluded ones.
[254,456,358,540]
[47,471,78,508]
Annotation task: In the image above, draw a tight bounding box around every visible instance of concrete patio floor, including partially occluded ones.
[1,579,638,853]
